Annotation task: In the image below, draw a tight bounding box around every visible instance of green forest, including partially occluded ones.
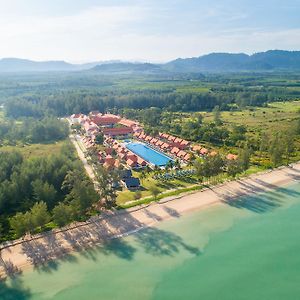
[1,71,300,241]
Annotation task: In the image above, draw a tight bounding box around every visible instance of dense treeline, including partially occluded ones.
[0,144,98,241]
[3,90,280,118]
[2,72,300,118]
[0,117,69,144]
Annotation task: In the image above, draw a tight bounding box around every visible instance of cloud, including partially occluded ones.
[0,5,146,38]
[0,1,299,61]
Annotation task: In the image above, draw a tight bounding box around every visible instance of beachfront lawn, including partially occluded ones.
[116,169,199,205]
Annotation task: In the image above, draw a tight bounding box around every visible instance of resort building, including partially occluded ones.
[90,114,121,127]
[123,177,140,189]
[102,127,133,137]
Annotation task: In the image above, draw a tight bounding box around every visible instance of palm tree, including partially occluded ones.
[174,159,181,170]
[140,170,147,183]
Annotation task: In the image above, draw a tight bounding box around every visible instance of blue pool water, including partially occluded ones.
[125,142,173,166]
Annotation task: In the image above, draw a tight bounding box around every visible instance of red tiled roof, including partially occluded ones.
[105,148,113,155]
[118,119,139,128]
[150,138,158,144]
[174,137,183,143]
[168,135,176,142]
[226,154,238,160]
[127,154,138,162]
[118,153,127,160]
[200,148,208,155]
[171,147,180,154]
[114,159,121,168]
[177,150,187,158]
[137,157,147,166]
[102,127,133,136]
[105,156,115,165]
[184,153,191,161]
[180,140,190,146]
[91,114,120,126]
[192,145,202,152]
[209,151,218,156]
[126,159,137,167]
[161,143,170,149]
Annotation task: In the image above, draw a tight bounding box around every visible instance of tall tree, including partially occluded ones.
[30,202,50,229]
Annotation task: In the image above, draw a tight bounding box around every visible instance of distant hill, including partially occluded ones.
[1,50,300,73]
[164,50,300,72]
[91,62,164,74]
[0,58,108,72]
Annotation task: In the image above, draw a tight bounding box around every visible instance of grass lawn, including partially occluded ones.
[116,169,199,205]
[201,100,300,132]
[0,140,69,158]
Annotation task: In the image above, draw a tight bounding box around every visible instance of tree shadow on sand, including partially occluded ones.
[17,207,201,276]
[221,178,300,213]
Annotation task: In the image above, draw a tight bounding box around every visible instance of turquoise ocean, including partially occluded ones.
[2,183,300,300]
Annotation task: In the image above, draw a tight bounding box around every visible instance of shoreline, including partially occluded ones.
[1,163,300,279]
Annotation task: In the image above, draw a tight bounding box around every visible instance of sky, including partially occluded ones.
[0,0,299,62]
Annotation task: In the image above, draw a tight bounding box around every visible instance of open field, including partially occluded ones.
[0,140,69,158]
[201,101,300,131]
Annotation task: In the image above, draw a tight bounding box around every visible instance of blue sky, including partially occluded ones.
[0,0,299,62]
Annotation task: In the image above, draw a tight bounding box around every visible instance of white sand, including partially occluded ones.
[1,163,300,278]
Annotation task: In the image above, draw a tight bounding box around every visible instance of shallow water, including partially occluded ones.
[2,183,300,300]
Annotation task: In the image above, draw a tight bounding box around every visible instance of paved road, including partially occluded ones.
[69,134,98,187]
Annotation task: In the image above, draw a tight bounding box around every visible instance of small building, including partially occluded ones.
[127,159,137,168]
[83,121,99,135]
[200,148,208,155]
[226,154,238,160]
[174,137,183,144]
[124,177,140,189]
[127,154,138,162]
[156,140,163,147]
[161,143,170,150]
[168,135,176,142]
[184,153,191,161]
[137,157,147,166]
[105,155,115,165]
[192,145,202,153]
[171,147,180,155]
[118,153,127,160]
[177,150,187,159]
[121,169,132,180]
[114,159,121,168]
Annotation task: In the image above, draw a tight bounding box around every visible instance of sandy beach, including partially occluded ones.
[1,163,300,278]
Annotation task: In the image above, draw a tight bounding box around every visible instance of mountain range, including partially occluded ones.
[1,50,300,73]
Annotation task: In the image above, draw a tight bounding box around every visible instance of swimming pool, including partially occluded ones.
[125,142,173,166]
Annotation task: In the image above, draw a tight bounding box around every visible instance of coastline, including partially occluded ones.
[1,163,300,279]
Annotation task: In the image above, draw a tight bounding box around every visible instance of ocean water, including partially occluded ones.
[2,183,300,300]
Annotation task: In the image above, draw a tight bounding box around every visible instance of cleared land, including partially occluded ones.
[0,141,69,158]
